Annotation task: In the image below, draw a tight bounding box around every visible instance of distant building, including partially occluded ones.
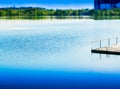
[94,0,120,10]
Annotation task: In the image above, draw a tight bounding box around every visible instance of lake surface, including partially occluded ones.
[0,19,120,89]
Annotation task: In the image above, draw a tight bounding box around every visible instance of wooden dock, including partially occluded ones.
[91,37,120,55]
[91,44,120,55]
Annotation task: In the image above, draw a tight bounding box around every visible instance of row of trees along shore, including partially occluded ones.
[0,7,120,16]
[0,7,94,16]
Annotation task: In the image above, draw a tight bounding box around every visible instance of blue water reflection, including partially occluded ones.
[0,20,120,89]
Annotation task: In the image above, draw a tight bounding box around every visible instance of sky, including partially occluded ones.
[0,0,94,9]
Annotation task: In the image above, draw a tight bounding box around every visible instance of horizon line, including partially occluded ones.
[0,4,93,9]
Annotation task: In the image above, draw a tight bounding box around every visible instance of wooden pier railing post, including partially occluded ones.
[108,38,110,47]
[100,40,101,48]
[116,37,118,44]
[91,37,119,50]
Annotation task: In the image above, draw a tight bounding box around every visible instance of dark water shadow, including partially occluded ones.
[94,16,120,20]
[0,16,94,20]
[1,16,120,20]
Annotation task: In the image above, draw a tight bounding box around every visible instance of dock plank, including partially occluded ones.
[91,44,120,55]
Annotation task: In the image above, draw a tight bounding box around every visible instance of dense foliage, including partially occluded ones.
[1,7,120,17]
[94,9,120,16]
[0,7,94,16]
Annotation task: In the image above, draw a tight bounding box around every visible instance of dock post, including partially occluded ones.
[108,38,110,46]
[116,37,118,44]
[100,40,101,48]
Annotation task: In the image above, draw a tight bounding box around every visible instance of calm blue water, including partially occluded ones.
[0,19,120,89]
